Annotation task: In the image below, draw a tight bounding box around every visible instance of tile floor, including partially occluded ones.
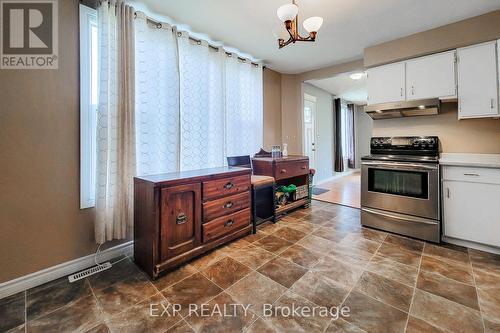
[1,200,500,333]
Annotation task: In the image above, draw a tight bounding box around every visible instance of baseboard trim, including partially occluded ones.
[442,236,500,255]
[0,241,133,299]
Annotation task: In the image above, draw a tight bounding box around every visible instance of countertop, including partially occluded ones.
[439,153,500,168]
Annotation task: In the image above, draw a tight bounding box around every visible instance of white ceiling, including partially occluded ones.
[307,72,367,104]
[132,0,500,74]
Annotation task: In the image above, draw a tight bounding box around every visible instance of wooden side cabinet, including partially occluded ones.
[134,167,252,278]
[160,183,201,262]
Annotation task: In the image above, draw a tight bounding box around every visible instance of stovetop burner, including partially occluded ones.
[362,136,440,163]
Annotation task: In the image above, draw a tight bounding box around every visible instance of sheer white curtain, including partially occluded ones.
[178,32,225,171]
[225,55,264,157]
[95,0,135,244]
[135,15,179,176]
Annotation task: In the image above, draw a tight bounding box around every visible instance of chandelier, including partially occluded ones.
[275,0,323,49]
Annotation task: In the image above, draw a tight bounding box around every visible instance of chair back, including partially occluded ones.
[227,155,252,169]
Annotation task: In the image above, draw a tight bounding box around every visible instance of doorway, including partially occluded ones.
[303,94,316,173]
[305,71,373,208]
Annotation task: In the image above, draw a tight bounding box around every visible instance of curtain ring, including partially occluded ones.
[156,23,162,29]
[197,40,201,45]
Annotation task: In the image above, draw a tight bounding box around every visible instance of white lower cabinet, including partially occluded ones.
[442,166,500,247]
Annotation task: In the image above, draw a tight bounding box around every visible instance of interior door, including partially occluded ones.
[160,183,201,261]
[457,41,499,118]
[303,95,316,171]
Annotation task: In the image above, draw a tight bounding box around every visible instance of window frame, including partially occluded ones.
[79,4,98,209]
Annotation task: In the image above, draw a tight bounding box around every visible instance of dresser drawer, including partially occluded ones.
[442,166,500,185]
[203,175,250,201]
[202,208,250,243]
[274,160,309,180]
[203,191,250,221]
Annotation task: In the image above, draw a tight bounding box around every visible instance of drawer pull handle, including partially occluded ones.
[301,166,307,170]
[224,219,234,227]
[280,169,287,174]
[223,182,234,189]
[224,201,234,209]
[176,213,188,225]
[463,173,480,176]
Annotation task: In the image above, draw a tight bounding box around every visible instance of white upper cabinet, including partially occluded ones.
[457,41,499,119]
[367,62,405,105]
[406,51,456,100]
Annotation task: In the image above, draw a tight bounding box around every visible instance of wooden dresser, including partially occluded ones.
[252,155,310,217]
[134,167,252,278]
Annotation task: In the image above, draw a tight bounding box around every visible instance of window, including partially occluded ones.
[80,4,98,208]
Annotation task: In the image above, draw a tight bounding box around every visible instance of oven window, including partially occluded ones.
[368,168,428,199]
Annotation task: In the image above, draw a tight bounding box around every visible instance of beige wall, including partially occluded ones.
[373,104,500,153]
[281,74,303,154]
[263,68,282,150]
[365,10,500,67]
[0,0,128,283]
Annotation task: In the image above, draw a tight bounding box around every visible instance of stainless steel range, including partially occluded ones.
[361,136,440,242]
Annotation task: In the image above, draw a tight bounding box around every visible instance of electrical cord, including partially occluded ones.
[94,242,130,267]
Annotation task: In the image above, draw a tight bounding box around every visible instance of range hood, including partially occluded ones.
[364,98,440,120]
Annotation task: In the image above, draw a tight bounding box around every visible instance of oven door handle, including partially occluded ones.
[361,207,437,225]
[362,161,438,171]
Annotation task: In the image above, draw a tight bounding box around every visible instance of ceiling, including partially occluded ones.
[307,72,367,104]
[132,0,500,74]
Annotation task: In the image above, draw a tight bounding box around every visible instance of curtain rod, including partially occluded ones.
[89,1,263,67]
[135,13,262,68]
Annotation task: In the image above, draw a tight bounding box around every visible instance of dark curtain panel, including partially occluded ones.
[334,98,344,172]
[346,103,356,169]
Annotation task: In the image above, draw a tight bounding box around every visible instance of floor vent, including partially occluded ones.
[68,262,112,282]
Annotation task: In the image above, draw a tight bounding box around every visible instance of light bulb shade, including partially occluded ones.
[277,4,298,22]
[303,16,323,32]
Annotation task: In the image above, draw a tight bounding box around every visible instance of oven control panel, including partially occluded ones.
[370,136,439,154]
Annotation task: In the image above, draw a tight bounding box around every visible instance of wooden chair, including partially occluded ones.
[227,155,276,233]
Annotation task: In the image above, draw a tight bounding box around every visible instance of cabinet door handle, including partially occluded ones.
[446,188,450,198]
[223,182,234,190]
[411,86,415,96]
[491,98,495,109]
[400,88,403,97]
[223,201,234,209]
[280,169,287,174]
[463,173,480,177]
[176,213,188,225]
[224,219,234,227]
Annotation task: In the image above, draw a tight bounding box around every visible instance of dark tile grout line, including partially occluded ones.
[403,242,425,332]
[22,278,97,328]
[319,232,387,333]
[468,247,487,333]
[86,277,107,327]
